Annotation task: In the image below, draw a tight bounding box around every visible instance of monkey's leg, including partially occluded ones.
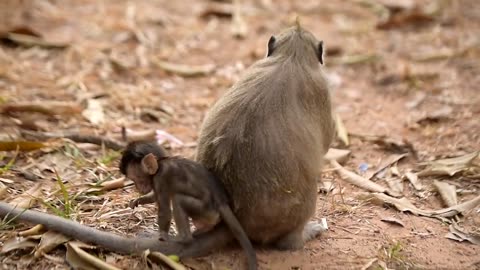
[274,221,326,250]
[172,195,201,243]
[179,224,234,258]
[157,194,172,241]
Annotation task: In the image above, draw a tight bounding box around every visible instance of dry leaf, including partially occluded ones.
[418,151,479,177]
[1,102,82,116]
[445,223,480,246]
[9,182,42,208]
[200,2,233,18]
[66,241,121,270]
[0,141,46,151]
[405,92,426,109]
[360,258,378,270]
[433,180,457,207]
[415,106,453,124]
[334,113,349,146]
[19,224,45,236]
[325,148,351,164]
[385,177,404,194]
[35,231,70,258]
[380,217,405,227]
[0,182,8,199]
[143,249,187,270]
[153,59,215,77]
[330,160,399,197]
[155,130,184,147]
[404,172,423,190]
[370,193,480,218]
[231,0,247,38]
[366,153,407,180]
[82,99,105,125]
[350,133,416,155]
[376,1,437,30]
[0,236,38,253]
[0,26,69,48]
[88,177,130,193]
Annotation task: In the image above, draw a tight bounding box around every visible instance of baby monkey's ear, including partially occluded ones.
[317,41,324,65]
[267,36,276,57]
[141,153,158,175]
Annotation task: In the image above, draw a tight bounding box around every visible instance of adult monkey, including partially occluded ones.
[190,21,334,254]
[0,22,334,259]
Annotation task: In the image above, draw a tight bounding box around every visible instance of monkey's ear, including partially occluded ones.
[267,36,276,57]
[141,153,158,175]
[317,41,324,65]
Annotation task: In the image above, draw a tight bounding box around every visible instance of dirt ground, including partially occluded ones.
[0,0,479,269]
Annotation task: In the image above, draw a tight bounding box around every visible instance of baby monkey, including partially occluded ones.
[119,141,257,270]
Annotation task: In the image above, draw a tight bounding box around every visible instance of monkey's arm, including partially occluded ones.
[130,191,156,208]
[0,202,182,255]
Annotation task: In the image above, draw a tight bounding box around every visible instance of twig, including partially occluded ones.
[20,130,125,151]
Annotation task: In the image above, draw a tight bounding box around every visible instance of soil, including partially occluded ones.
[0,0,479,269]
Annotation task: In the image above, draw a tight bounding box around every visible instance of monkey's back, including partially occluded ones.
[196,55,334,243]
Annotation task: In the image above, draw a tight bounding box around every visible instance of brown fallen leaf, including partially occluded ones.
[445,223,480,246]
[0,182,8,199]
[19,224,45,236]
[330,160,400,197]
[1,102,82,116]
[376,0,440,30]
[35,231,70,258]
[433,180,457,207]
[66,241,121,270]
[200,2,233,18]
[385,177,404,195]
[153,59,215,77]
[360,258,378,270]
[370,193,480,218]
[0,26,69,48]
[334,113,349,146]
[330,54,380,66]
[366,153,408,180]
[9,182,42,209]
[403,172,423,191]
[231,0,247,39]
[350,133,416,155]
[0,236,38,253]
[0,141,46,151]
[143,250,187,270]
[20,130,125,151]
[380,217,405,227]
[418,151,479,177]
[88,177,131,193]
[325,148,351,164]
[82,99,105,126]
[415,106,453,124]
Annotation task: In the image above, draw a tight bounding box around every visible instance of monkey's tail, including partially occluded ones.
[219,205,258,270]
[0,202,181,255]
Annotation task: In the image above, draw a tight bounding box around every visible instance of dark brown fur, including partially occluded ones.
[120,141,257,270]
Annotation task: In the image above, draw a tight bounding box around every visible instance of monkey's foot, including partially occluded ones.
[302,219,328,242]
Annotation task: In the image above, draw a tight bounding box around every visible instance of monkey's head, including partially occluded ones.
[266,20,324,65]
[119,141,168,194]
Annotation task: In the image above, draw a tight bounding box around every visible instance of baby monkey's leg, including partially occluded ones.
[172,194,209,243]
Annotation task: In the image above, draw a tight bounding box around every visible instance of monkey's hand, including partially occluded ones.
[129,199,140,209]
